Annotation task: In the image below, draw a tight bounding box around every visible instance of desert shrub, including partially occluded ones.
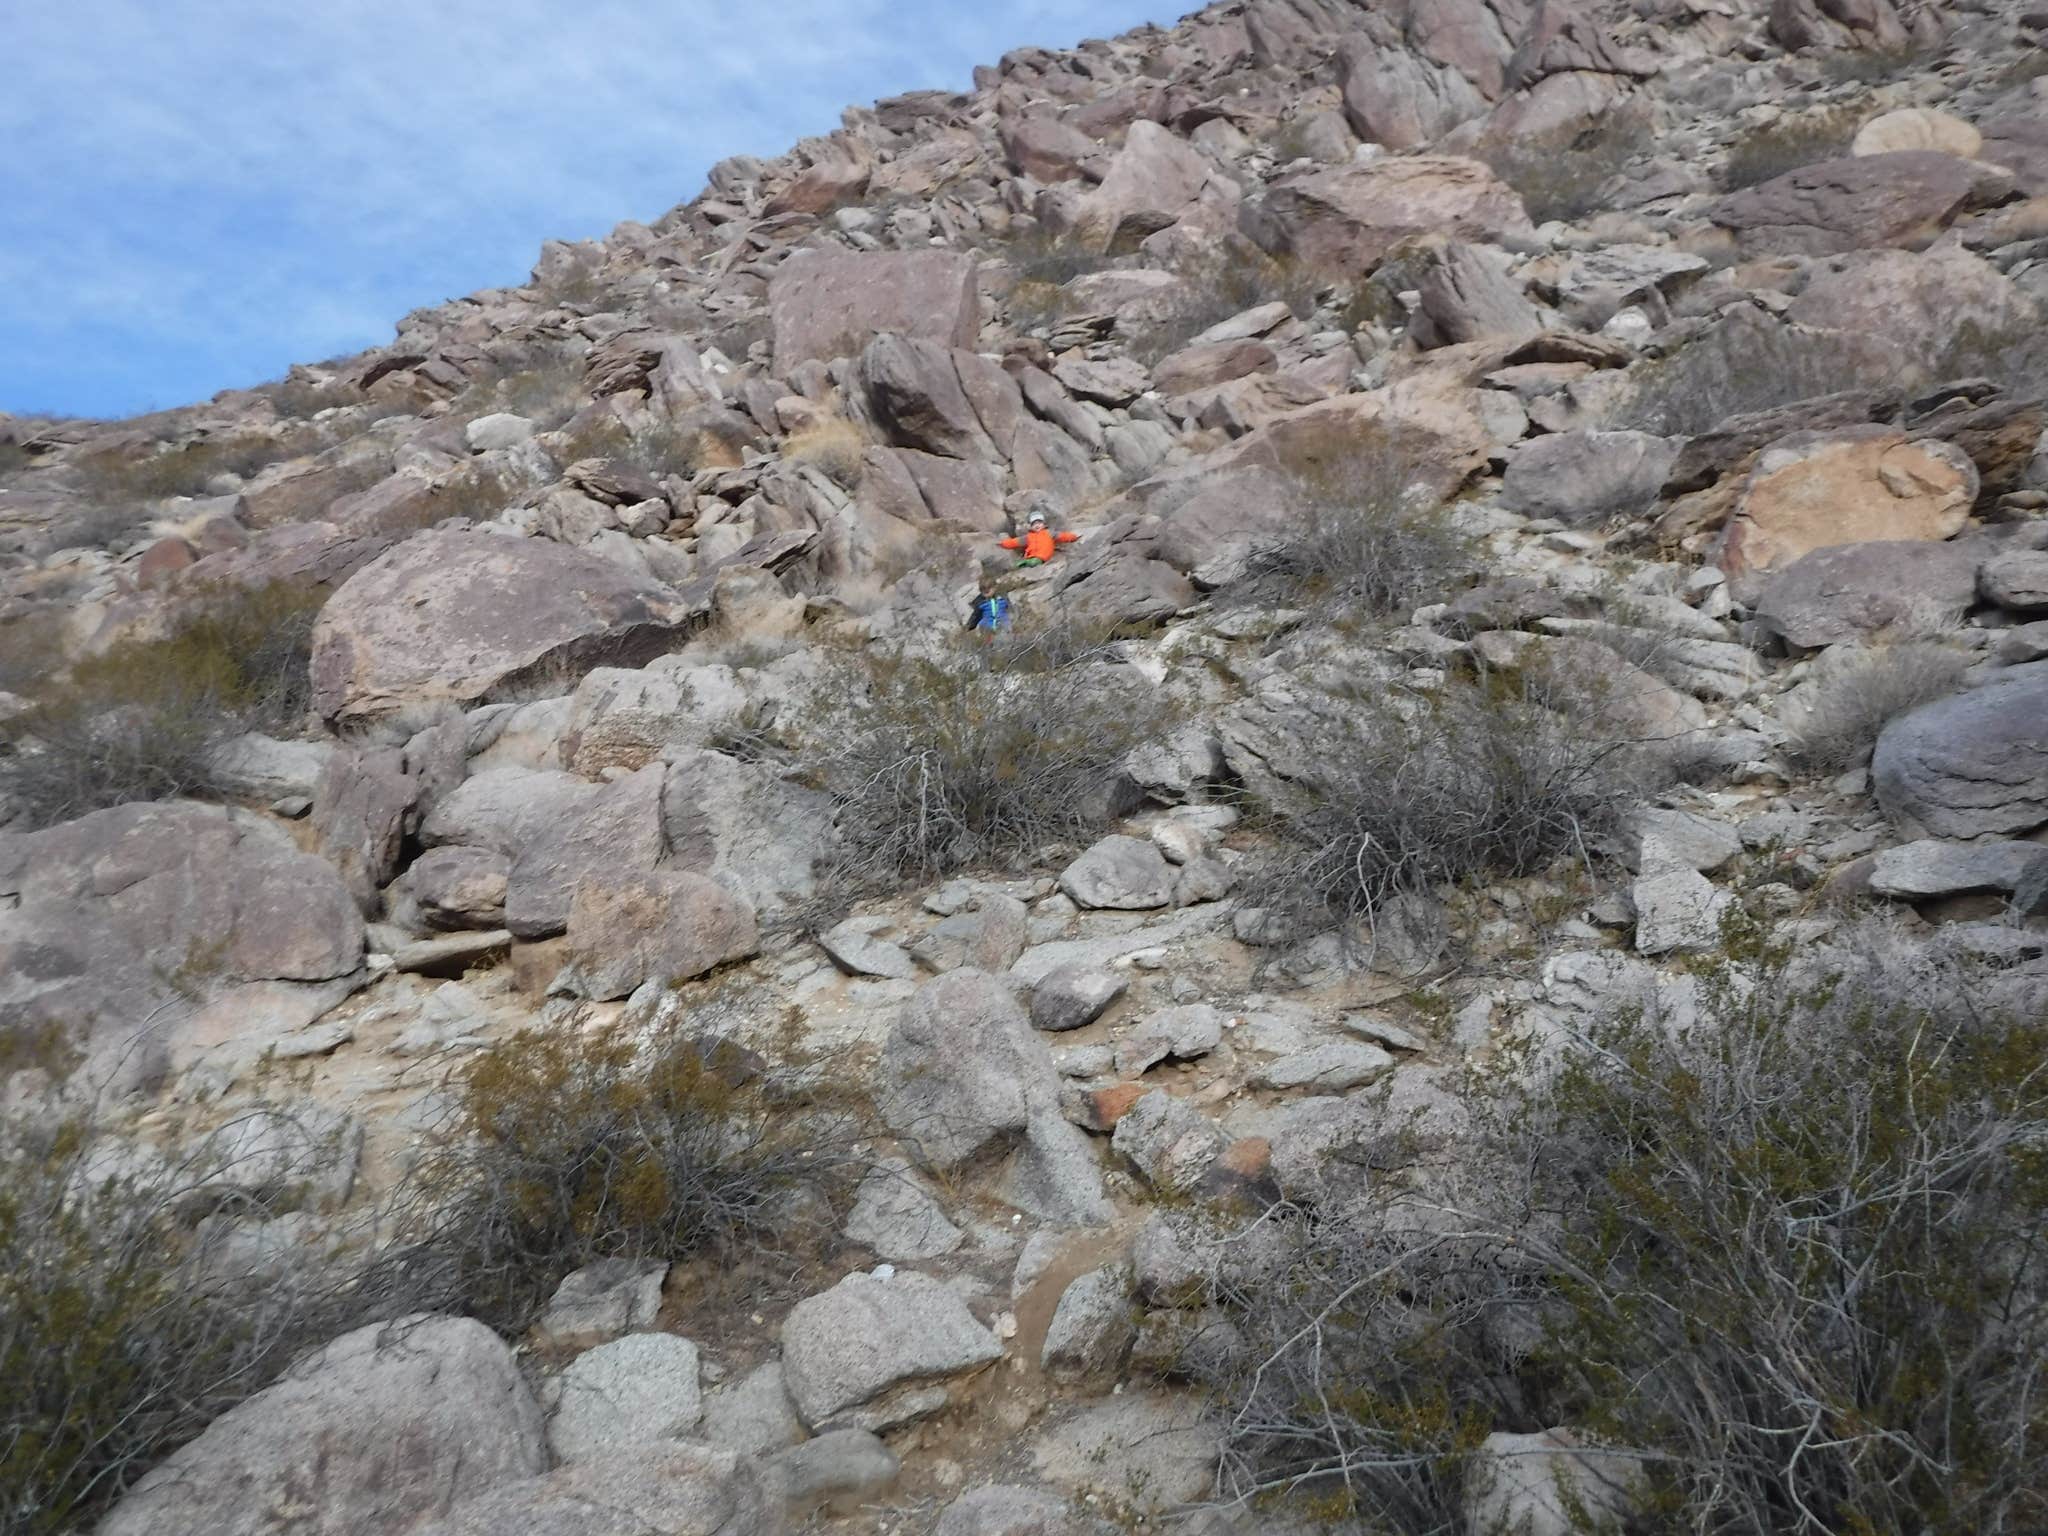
[1129,243,1324,363]
[1478,114,1639,225]
[799,634,1175,888]
[1721,106,1867,190]
[1224,445,1473,621]
[0,612,68,697]
[0,441,30,480]
[1005,228,1120,289]
[1240,658,1656,951]
[782,416,871,489]
[0,583,325,828]
[394,1019,848,1330]
[66,429,315,504]
[1202,915,2048,1534]
[548,413,698,480]
[1616,317,1888,436]
[1818,41,1939,84]
[1783,634,1970,774]
[0,1114,415,1534]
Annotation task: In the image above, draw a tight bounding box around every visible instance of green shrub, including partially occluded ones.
[1128,243,1324,364]
[1239,657,1656,952]
[0,1115,406,1534]
[799,634,1176,889]
[1,583,325,829]
[1201,914,2048,1534]
[1224,444,1473,621]
[1478,114,1639,225]
[394,1018,847,1331]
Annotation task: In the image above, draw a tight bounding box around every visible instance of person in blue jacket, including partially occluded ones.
[965,577,1012,634]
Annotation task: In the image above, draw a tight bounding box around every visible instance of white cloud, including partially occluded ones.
[4,0,1183,413]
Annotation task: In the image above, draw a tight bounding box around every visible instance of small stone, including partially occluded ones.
[1253,1042,1394,1093]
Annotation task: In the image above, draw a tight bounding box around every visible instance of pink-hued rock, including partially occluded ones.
[769,249,979,369]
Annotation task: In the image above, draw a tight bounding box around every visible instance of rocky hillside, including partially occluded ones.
[6,0,2048,1531]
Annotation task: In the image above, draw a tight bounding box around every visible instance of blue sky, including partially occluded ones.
[2,1,1183,421]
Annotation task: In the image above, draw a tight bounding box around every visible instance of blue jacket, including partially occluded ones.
[966,593,1011,631]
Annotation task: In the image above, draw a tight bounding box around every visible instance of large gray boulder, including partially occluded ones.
[1752,539,1985,649]
[1869,839,2048,900]
[877,970,1111,1222]
[1875,670,2048,838]
[1058,835,1176,911]
[842,1158,964,1261]
[1708,151,2010,257]
[875,970,1040,1170]
[935,1485,1093,1536]
[0,802,364,1095]
[310,530,700,724]
[545,1333,704,1464]
[98,1316,546,1536]
[769,249,979,369]
[1500,431,1680,527]
[407,1443,768,1536]
[779,1271,1003,1431]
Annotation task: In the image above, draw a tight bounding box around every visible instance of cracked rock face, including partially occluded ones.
[1875,670,2048,840]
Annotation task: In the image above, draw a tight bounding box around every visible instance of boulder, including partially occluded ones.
[1412,239,1543,347]
[1030,967,1129,1032]
[1111,1089,1228,1193]
[769,249,979,368]
[760,1429,900,1519]
[546,1333,704,1464]
[1114,1003,1225,1077]
[1852,108,1981,160]
[465,412,534,451]
[1752,539,1985,648]
[1253,1041,1395,1093]
[505,763,668,939]
[1874,669,2048,838]
[700,1361,807,1458]
[1059,835,1176,910]
[0,802,364,1095]
[1341,38,1487,150]
[1500,430,1680,526]
[1632,867,1732,956]
[1787,246,2035,364]
[534,1258,667,1347]
[1153,338,1279,397]
[560,869,759,1001]
[1069,121,1235,251]
[819,917,919,980]
[1241,155,1531,276]
[407,1443,768,1536]
[1869,839,2048,900]
[1708,152,2010,256]
[660,745,838,918]
[1033,1392,1219,1513]
[404,844,511,930]
[779,1271,1003,1431]
[1981,550,2048,612]
[935,1485,1090,1536]
[876,970,1040,1170]
[1717,429,1977,591]
[1002,113,1101,183]
[310,530,699,723]
[842,1158,964,1260]
[910,893,1031,975]
[98,1316,546,1536]
[1042,1264,1137,1377]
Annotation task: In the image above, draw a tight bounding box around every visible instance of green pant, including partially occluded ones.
[1015,556,1045,568]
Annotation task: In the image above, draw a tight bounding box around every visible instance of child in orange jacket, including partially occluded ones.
[1000,510,1080,566]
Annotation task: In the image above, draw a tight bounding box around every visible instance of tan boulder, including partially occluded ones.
[1852,107,1981,160]
[1717,428,1978,590]
[768,249,979,369]
[1067,121,1237,253]
[561,869,759,1001]
[308,530,700,725]
[1242,155,1531,275]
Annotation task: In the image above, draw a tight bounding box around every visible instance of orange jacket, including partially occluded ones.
[1000,527,1080,561]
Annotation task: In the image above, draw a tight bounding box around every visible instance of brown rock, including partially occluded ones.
[562,870,759,1001]
[1717,428,1978,590]
[1069,121,1236,252]
[1152,338,1279,397]
[136,536,197,588]
[1709,152,2011,257]
[1001,113,1102,183]
[1073,1082,1149,1133]
[308,530,699,724]
[1242,155,1531,275]
[1852,107,1982,160]
[769,250,979,369]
